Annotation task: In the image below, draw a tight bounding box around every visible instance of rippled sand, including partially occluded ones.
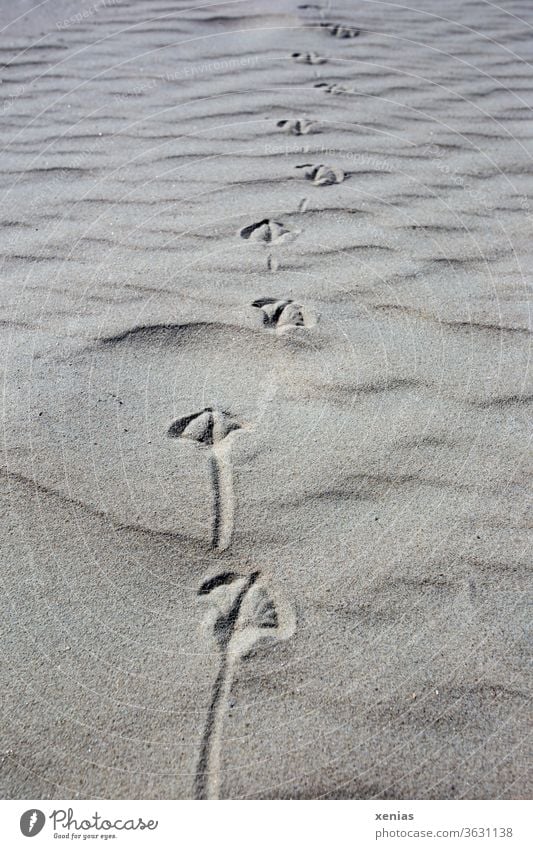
[0,0,531,799]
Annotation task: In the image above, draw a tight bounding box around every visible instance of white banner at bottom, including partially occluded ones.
[1,799,530,849]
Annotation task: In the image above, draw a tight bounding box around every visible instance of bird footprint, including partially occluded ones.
[195,570,295,799]
[167,408,242,551]
[314,81,351,95]
[321,22,360,38]
[252,297,309,330]
[296,163,345,185]
[167,407,240,445]
[239,219,298,244]
[292,51,327,65]
[277,118,317,135]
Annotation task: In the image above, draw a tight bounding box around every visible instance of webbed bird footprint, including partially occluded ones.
[296,163,345,186]
[314,81,351,95]
[239,219,298,244]
[277,118,317,135]
[321,22,360,38]
[198,572,280,642]
[195,570,294,799]
[292,51,327,65]
[251,297,311,331]
[167,407,240,446]
[167,408,243,552]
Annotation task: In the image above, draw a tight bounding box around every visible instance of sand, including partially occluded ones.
[0,0,531,799]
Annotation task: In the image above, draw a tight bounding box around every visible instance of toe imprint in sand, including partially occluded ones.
[297,163,345,185]
[321,22,360,38]
[239,219,298,244]
[292,51,327,64]
[195,571,294,799]
[251,297,311,331]
[167,408,242,551]
[277,118,317,135]
[314,81,351,94]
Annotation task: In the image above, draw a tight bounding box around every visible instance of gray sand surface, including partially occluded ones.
[0,0,531,798]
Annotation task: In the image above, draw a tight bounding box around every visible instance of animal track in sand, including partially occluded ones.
[314,81,352,95]
[277,118,317,135]
[251,297,310,331]
[321,22,360,38]
[239,219,298,244]
[167,407,240,445]
[296,163,345,185]
[167,408,242,551]
[195,570,294,799]
[267,253,279,271]
[292,51,327,64]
